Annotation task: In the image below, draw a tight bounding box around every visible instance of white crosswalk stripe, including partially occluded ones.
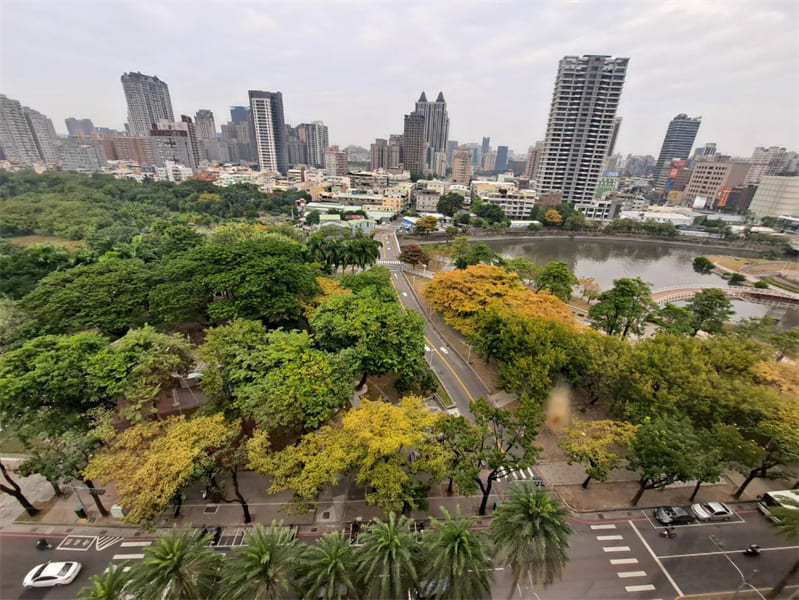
[617,571,647,578]
[120,540,152,547]
[590,524,617,530]
[625,584,656,592]
[112,553,145,560]
[597,535,624,541]
[603,546,631,552]
[610,558,639,565]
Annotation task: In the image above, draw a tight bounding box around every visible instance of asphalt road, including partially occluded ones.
[376,226,490,417]
[2,504,795,599]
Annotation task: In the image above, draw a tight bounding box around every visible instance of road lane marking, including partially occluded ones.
[603,546,631,552]
[96,536,124,551]
[617,571,647,578]
[120,541,152,547]
[629,520,683,597]
[659,544,799,559]
[625,584,656,592]
[439,346,448,354]
[424,335,474,402]
[112,553,145,560]
[597,535,624,541]
[610,558,639,565]
[591,524,617,530]
[402,291,408,296]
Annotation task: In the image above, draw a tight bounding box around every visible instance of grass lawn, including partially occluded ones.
[5,235,86,250]
[705,255,770,271]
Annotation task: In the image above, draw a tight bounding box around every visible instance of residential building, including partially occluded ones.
[297,121,328,168]
[537,55,629,204]
[402,113,425,176]
[23,107,60,165]
[749,176,799,218]
[433,151,447,177]
[481,137,490,156]
[684,159,751,205]
[690,142,717,166]
[451,148,473,186]
[286,125,307,166]
[576,199,622,221]
[370,138,388,170]
[496,145,509,171]
[325,145,348,176]
[446,140,458,166]
[194,110,216,141]
[97,133,155,164]
[229,106,250,123]
[654,114,701,190]
[414,189,441,212]
[388,136,403,171]
[59,138,106,172]
[149,120,198,172]
[121,72,174,135]
[471,180,538,219]
[179,115,202,167]
[745,146,790,186]
[0,94,42,164]
[221,109,256,164]
[524,141,544,180]
[65,118,96,137]
[482,150,497,171]
[248,90,288,174]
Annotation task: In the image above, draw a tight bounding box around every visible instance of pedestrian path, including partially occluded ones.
[111,539,152,571]
[591,523,661,599]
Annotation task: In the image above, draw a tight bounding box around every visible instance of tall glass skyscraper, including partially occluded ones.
[654,114,701,189]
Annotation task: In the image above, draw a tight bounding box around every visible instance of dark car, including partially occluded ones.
[654,505,695,526]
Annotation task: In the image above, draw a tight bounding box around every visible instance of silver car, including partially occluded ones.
[690,501,733,522]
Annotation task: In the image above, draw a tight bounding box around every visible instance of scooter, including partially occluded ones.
[659,527,677,539]
[743,544,760,557]
[36,538,53,551]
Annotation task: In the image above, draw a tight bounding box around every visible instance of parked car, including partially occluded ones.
[691,501,733,522]
[23,561,82,588]
[654,506,695,526]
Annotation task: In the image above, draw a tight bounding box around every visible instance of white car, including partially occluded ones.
[23,561,82,588]
[690,501,734,522]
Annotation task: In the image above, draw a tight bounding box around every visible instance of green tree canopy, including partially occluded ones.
[0,331,109,438]
[310,290,427,390]
[21,258,152,335]
[532,261,578,302]
[685,288,734,336]
[149,238,319,327]
[436,192,465,217]
[588,277,654,338]
[200,319,353,433]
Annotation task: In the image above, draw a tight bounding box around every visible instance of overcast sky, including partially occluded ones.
[2,0,797,158]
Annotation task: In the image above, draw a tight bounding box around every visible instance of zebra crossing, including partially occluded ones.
[592,523,662,598]
[495,466,546,486]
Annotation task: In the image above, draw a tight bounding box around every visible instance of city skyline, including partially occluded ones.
[2,1,797,157]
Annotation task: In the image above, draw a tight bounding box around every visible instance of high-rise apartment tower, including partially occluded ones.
[654,114,701,189]
[297,121,329,168]
[402,113,426,177]
[194,110,217,141]
[248,90,288,174]
[537,55,629,205]
[0,94,43,164]
[121,72,174,135]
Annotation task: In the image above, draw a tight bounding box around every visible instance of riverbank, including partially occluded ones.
[400,230,779,256]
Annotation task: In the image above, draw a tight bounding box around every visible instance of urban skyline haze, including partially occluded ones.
[2,0,797,157]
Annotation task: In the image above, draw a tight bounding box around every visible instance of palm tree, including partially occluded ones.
[355,512,423,600]
[297,531,358,600]
[768,498,799,598]
[422,506,493,600]
[77,564,131,600]
[126,527,221,600]
[220,521,301,600]
[490,483,572,599]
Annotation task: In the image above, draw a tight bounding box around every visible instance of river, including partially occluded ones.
[487,237,799,328]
